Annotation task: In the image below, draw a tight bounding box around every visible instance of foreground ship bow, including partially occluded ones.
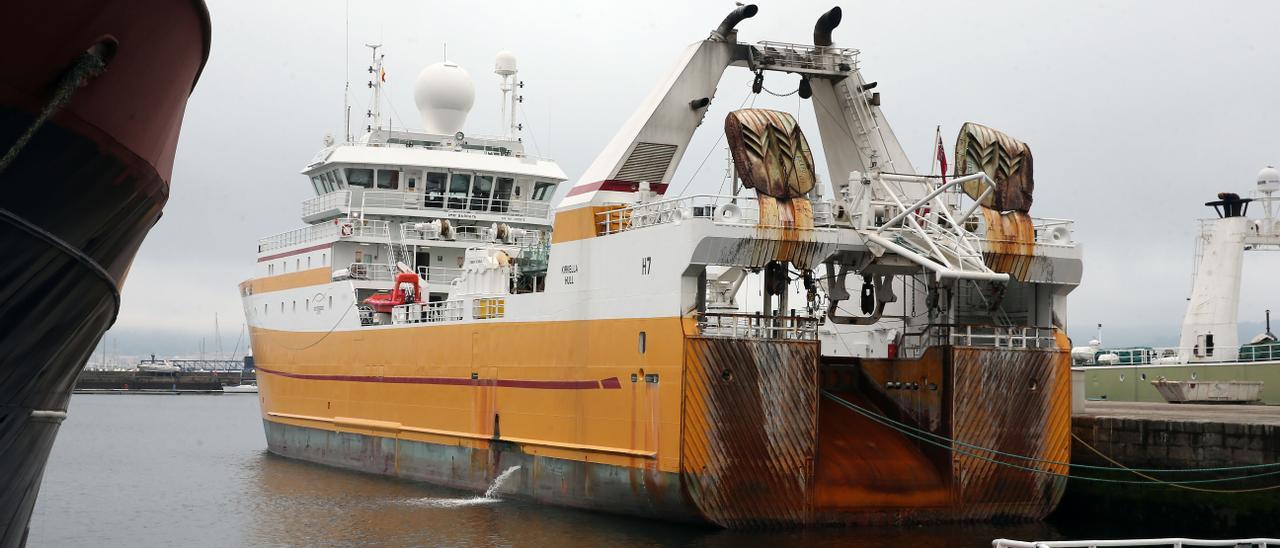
[0,2,210,545]
[244,5,1082,527]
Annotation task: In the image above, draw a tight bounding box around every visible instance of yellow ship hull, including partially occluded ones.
[251,319,1071,526]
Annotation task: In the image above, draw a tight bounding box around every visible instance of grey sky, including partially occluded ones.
[109,0,1280,355]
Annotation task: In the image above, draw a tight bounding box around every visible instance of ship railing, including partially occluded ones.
[401,223,542,247]
[696,312,819,341]
[301,190,352,217]
[993,537,1279,548]
[357,190,552,220]
[259,218,390,254]
[754,41,859,73]
[392,299,465,325]
[347,262,397,281]
[595,194,838,235]
[417,266,464,285]
[258,223,338,253]
[472,297,506,319]
[899,324,1059,360]
[1079,343,1280,366]
[346,218,391,238]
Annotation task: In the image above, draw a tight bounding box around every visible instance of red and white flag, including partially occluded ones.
[934,125,948,184]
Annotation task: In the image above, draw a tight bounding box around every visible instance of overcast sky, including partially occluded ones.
[104,0,1280,356]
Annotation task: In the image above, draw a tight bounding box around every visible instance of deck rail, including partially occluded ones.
[994,538,1277,548]
[900,324,1059,359]
[595,194,837,235]
[696,312,819,341]
[392,299,465,324]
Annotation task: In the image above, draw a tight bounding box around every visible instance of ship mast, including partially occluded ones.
[495,51,521,138]
[365,43,383,133]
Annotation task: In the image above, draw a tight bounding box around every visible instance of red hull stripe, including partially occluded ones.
[258,242,332,262]
[565,180,669,197]
[257,366,622,390]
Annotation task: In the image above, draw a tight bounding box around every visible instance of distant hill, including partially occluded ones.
[1066,321,1273,348]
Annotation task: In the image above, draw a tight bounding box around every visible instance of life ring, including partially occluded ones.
[339,223,354,237]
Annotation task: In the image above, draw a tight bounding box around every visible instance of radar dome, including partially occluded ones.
[413,61,475,135]
[494,51,517,76]
[1258,165,1280,194]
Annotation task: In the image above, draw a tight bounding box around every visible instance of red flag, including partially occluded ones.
[935,128,948,184]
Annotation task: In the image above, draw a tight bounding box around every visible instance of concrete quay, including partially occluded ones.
[1054,401,1280,535]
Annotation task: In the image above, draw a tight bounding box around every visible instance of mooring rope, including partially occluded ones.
[0,50,108,173]
[0,49,119,324]
[820,390,1280,488]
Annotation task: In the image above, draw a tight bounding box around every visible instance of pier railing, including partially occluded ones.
[696,312,819,341]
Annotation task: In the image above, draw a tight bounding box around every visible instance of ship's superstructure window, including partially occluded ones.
[322,253,327,265]
[376,169,398,189]
[326,171,342,190]
[425,171,447,207]
[532,181,556,201]
[449,173,472,208]
[638,331,646,354]
[493,177,514,211]
[346,168,374,188]
[311,176,324,195]
[471,175,494,210]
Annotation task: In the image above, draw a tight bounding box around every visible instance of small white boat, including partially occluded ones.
[222,384,259,394]
[1150,378,1262,404]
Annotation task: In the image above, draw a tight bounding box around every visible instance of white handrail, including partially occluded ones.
[994,538,1277,548]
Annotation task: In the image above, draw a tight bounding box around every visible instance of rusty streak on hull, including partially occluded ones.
[261,338,1070,528]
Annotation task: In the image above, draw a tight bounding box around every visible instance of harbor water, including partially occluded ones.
[23,395,1253,546]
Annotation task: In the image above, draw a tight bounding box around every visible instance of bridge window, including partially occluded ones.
[493,177,514,212]
[311,176,325,195]
[471,175,494,210]
[346,168,373,188]
[326,171,342,190]
[449,173,472,209]
[532,181,557,201]
[424,172,447,208]
[376,169,398,189]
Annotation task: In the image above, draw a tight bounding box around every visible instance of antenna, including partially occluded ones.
[343,0,351,143]
[494,51,520,138]
[1096,323,1103,346]
[365,43,384,134]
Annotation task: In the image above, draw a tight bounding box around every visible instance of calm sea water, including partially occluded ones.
[30,395,1083,547]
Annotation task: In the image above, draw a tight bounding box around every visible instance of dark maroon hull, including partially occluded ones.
[0,2,209,545]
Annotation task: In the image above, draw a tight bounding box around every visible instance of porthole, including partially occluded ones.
[1119,374,1125,382]
[1140,373,1147,381]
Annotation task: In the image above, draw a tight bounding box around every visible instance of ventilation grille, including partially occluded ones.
[614,142,678,183]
